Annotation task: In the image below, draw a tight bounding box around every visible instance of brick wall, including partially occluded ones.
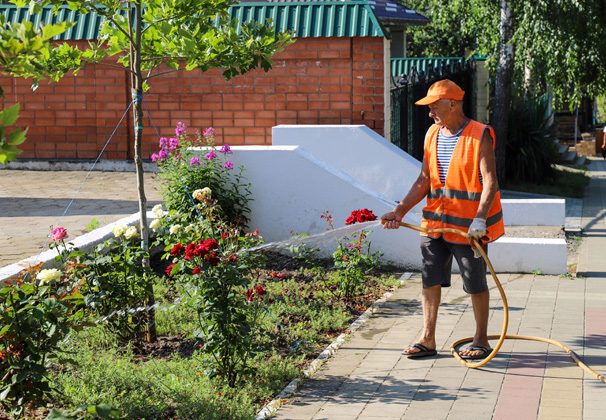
[0,36,386,160]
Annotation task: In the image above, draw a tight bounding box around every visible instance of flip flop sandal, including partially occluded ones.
[460,345,492,360]
[404,343,437,359]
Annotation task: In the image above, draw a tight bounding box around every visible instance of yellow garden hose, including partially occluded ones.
[385,220,606,383]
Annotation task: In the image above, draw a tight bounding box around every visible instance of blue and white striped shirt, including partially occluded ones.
[436,120,470,185]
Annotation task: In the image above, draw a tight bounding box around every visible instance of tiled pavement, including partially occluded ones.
[0,169,162,267]
[1,160,605,420]
[271,158,606,420]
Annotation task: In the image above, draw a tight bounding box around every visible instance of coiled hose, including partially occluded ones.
[386,220,605,383]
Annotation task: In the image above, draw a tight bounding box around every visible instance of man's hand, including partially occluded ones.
[381,211,403,229]
[467,218,487,240]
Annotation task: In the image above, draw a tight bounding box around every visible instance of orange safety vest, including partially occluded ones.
[421,120,504,244]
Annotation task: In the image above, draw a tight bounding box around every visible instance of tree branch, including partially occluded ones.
[145,68,181,80]
[141,56,184,63]
[88,4,135,46]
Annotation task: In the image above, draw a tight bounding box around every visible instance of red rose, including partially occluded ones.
[193,266,201,274]
[228,254,238,264]
[255,286,267,296]
[205,253,220,266]
[170,243,185,257]
[346,209,377,225]
[165,263,177,276]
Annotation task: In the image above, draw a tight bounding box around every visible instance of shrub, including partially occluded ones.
[0,263,86,417]
[78,225,154,343]
[506,94,559,184]
[152,124,251,228]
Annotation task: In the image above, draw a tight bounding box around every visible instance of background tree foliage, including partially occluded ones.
[406,0,606,108]
[404,0,606,181]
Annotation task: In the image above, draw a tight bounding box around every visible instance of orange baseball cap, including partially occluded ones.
[415,79,465,105]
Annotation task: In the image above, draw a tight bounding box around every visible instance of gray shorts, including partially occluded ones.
[420,235,488,294]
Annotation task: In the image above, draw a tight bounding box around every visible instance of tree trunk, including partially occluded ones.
[492,0,515,184]
[131,1,156,343]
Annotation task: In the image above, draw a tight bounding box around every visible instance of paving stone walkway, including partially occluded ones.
[0,169,162,267]
[0,160,604,420]
[271,157,606,420]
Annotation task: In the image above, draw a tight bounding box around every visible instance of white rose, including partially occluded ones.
[193,187,211,201]
[169,224,182,234]
[37,268,62,284]
[185,224,195,233]
[111,224,128,237]
[124,226,138,239]
[150,218,161,230]
[152,204,163,213]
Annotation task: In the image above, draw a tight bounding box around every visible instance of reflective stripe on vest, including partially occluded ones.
[422,208,504,229]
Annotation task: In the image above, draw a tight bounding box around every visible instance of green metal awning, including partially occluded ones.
[230,2,387,38]
[391,57,468,78]
[0,2,388,40]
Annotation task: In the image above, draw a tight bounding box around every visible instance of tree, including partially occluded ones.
[404,0,606,181]
[10,0,293,342]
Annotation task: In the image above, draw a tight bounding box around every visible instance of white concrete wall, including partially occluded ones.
[501,199,565,226]
[272,125,424,212]
[190,144,566,275]
[191,145,424,269]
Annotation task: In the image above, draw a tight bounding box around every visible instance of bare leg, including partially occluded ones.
[459,290,491,357]
[404,284,441,354]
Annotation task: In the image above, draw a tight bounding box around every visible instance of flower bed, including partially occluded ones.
[0,125,404,419]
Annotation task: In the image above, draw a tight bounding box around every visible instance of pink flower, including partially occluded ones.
[190,157,201,166]
[175,122,187,137]
[204,150,217,161]
[51,227,68,243]
[151,153,160,162]
[168,137,179,150]
[223,161,233,170]
[159,137,168,149]
[203,127,215,139]
[219,144,233,154]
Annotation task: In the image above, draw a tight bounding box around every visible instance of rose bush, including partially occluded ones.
[0,261,87,417]
[323,210,382,299]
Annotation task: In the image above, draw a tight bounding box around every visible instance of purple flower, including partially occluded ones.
[190,157,201,166]
[223,161,234,170]
[204,150,217,161]
[203,127,215,139]
[151,153,160,162]
[175,122,187,137]
[159,150,168,160]
[159,137,168,149]
[168,137,179,150]
[219,144,233,154]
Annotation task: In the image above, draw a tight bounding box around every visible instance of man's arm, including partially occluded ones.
[475,129,499,220]
[381,158,431,229]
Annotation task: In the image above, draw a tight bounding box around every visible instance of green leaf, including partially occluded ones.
[0,104,20,126]
[95,403,112,418]
[8,128,27,146]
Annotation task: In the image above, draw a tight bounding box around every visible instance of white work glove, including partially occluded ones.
[467,218,487,258]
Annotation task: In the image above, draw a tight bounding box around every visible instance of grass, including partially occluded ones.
[502,165,590,198]
[39,260,403,419]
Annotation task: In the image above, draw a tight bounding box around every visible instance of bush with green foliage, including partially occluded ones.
[79,224,154,343]
[0,263,86,417]
[505,94,559,184]
[152,124,251,228]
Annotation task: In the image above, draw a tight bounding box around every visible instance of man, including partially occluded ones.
[381,79,504,359]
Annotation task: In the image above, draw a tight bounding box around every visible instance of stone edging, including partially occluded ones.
[254,272,412,420]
